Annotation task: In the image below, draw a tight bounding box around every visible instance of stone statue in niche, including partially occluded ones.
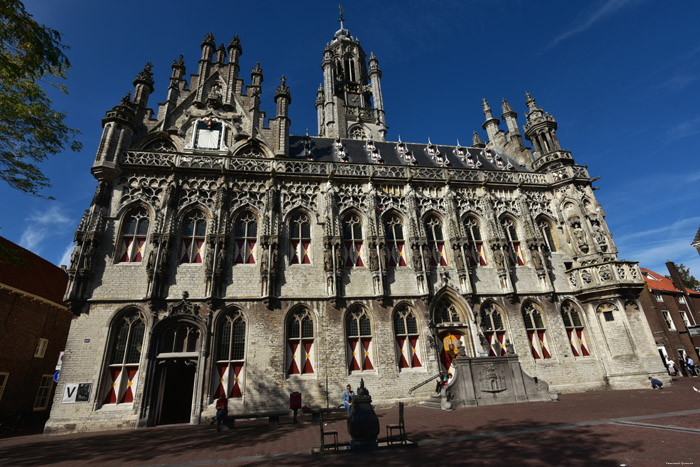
[324,242,333,272]
[593,228,608,252]
[260,245,269,276]
[368,242,378,271]
[412,244,422,271]
[335,242,344,273]
[147,250,156,273]
[69,245,81,270]
[204,246,214,272]
[380,243,388,273]
[530,246,544,270]
[492,244,505,271]
[454,244,465,271]
[215,242,226,276]
[270,242,279,274]
[82,243,95,270]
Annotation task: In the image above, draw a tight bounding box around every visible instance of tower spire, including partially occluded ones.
[338,3,345,29]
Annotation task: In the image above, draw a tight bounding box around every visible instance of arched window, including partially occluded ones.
[480,302,507,356]
[233,211,257,264]
[180,210,207,264]
[538,218,557,253]
[501,218,524,266]
[286,308,314,375]
[160,322,200,354]
[214,309,246,398]
[393,306,421,369]
[561,301,590,357]
[433,298,463,325]
[384,214,407,267]
[118,207,150,263]
[103,310,145,404]
[289,213,311,264]
[425,215,447,266]
[342,213,364,267]
[464,216,486,266]
[346,308,373,372]
[522,302,551,359]
[433,297,466,375]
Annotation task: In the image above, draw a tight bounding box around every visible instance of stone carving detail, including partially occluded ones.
[598,265,613,282]
[525,191,553,217]
[455,187,483,215]
[337,184,368,212]
[230,181,266,211]
[118,176,169,209]
[615,264,627,279]
[281,182,320,214]
[234,145,265,158]
[569,273,577,288]
[180,155,225,169]
[121,151,176,167]
[490,190,521,216]
[581,270,592,285]
[178,178,218,210]
[479,364,506,393]
[168,292,200,317]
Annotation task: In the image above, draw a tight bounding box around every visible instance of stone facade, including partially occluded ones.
[47,23,666,435]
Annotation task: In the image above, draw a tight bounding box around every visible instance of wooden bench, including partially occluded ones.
[223,410,289,429]
[311,407,347,423]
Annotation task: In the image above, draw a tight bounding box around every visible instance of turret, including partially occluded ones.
[524,92,572,172]
[93,93,136,180]
[501,99,521,143]
[227,35,242,73]
[195,33,216,104]
[273,76,291,156]
[481,98,501,143]
[215,43,226,65]
[250,62,263,90]
[315,84,325,136]
[368,52,387,139]
[132,62,154,109]
[472,131,486,149]
[224,36,243,107]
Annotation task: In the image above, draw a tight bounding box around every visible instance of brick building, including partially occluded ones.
[47,21,666,434]
[0,237,71,423]
[639,263,700,372]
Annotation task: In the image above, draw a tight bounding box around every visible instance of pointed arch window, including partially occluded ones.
[538,218,557,253]
[561,301,590,357]
[180,210,207,264]
[118,207,150,263]
[103,310,145,405]
[214,309,246,398]
[425,215,447,266]
[393,306,421,369]
[522,302,551,359]
[480,302,508,356]
[342,213,364,267]
[160,322,200,354]
[385,214,407,267]
[233,212,257,264]
[346,308,373,372]
[464,216,486,266]
[286,308,315,375]
[290,213,311,264]
[502,218,525,266]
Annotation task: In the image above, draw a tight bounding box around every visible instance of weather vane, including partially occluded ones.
[338,4,344,28]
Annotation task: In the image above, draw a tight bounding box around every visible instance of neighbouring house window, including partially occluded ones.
[104,310,145,404]
[33,375,54,411]
[680,311,692,327]
[655,293,663,302]
[678,295,687,304]
[118,207,150,263]
[662,310,676,330]
[464,216,486,266]
[342,213,364,267]
[393,306,421,369]
[287,308,315,375]
[561,301,590,357]
[290,213,312,265]
[538,219,557,252]
[233,212,257,264]
[34,338,48,358]
[346,308,373,372]
[425,215,447,266]
[384,214,407,267]
[180,210,207,264]
[214,309,246,398]
[502,218,525,266]
[522,302,551,359]
[0,373,8,403]
[480,302,507,356]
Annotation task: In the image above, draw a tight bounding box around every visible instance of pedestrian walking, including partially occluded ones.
[212,393,228,431]
[343,384,354,415]
[666,358,676,376]
[648,376,664,389]
[687,356,697,376]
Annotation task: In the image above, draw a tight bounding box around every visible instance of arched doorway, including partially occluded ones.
[432,295,472,378]
[152,320,202,425]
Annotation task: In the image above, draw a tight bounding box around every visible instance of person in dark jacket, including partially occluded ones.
[212,393,228,431]
[649,376,664,389]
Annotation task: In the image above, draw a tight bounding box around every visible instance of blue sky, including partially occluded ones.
[2,0,699,279]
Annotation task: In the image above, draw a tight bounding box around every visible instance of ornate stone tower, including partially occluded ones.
[316,10,387,141]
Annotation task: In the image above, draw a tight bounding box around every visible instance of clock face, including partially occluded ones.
[347,93,361,106]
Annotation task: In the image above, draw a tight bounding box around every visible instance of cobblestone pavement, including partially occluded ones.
[2,378,700,466]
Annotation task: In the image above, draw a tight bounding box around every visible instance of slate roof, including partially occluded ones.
[0,236,67,305]
[288,136,529,172]
[640,267,700,296]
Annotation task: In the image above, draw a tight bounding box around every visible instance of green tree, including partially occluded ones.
[0,0,82,197]
[676,263,700,292]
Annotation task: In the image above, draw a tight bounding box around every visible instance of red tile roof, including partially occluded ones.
[640,267,700,296]
[0,236,67,305]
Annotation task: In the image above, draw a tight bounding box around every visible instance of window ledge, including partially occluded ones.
[98,403,134,411]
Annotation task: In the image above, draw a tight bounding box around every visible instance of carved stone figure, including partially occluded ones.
[147,250,156,272]
[492,246,505,271]
[270,242,279,274]
[215,242,226,275]
[260,245,269,276]
[412,244,422,271]
[69,245,81,270]
[454,244,465,271]
[335,242,344,273]
[324,243,333,272]
[369,242,378,271]
[530,247,544,270]
[380,243,388,272]
[204,246,214,272]
[82,244,95,270]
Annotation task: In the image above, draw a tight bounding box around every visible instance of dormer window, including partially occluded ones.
[194,118,223,150]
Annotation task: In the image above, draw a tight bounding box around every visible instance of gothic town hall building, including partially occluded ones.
[47,24,666,433]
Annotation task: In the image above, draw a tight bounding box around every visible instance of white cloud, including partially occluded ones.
[615,216,700,243]
[58,242,76,267]
[548,0,640,49]
[667,114,700,141]
[19,205,73,254]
